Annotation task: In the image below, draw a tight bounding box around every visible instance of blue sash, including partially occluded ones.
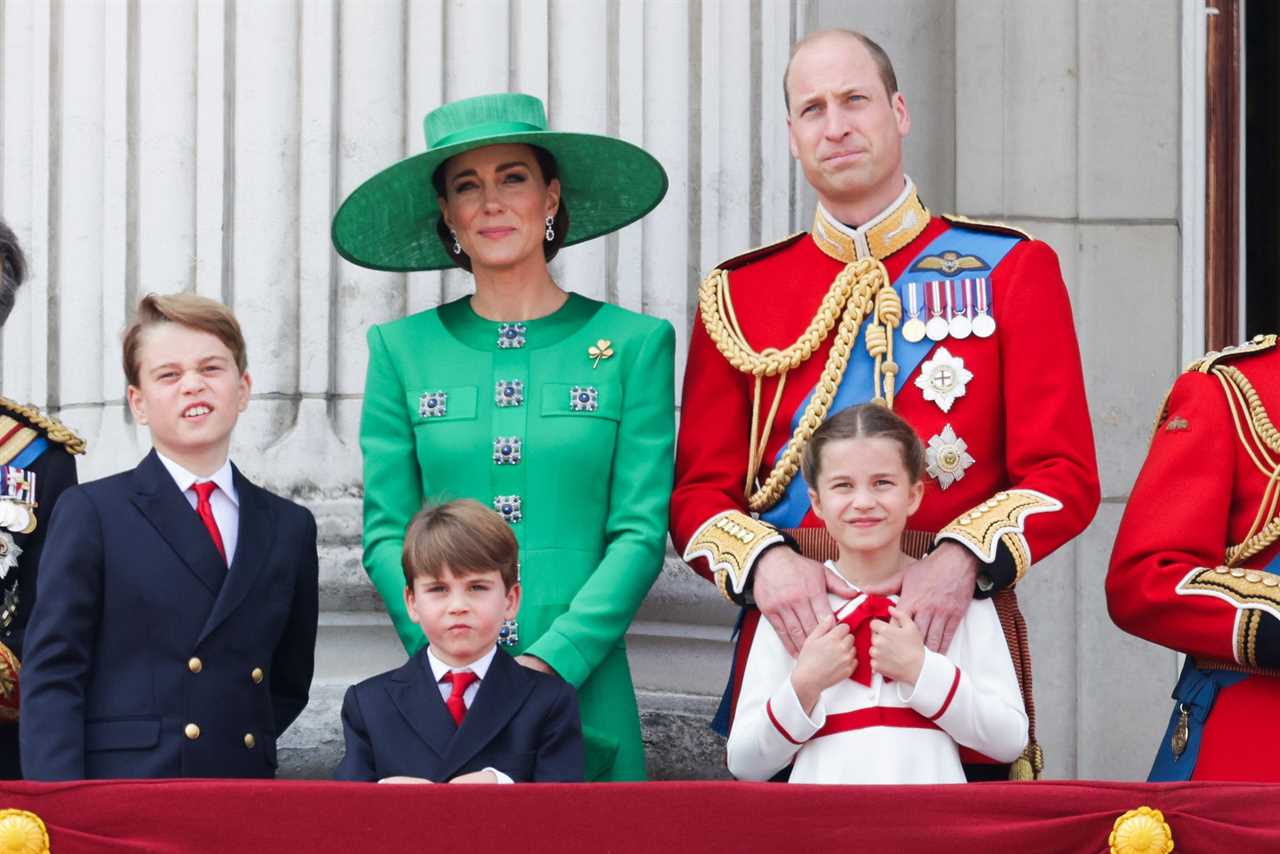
[760,226,1021,528]
[10,437,47,469]
[1148,658,1247,781]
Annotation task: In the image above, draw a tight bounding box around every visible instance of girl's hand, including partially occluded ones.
[869,606,926,684]
[790,616,856,714]
[378,776,432,784]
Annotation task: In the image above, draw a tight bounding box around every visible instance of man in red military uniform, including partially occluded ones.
[670,29,1100,779]
[1108,336,1280,782]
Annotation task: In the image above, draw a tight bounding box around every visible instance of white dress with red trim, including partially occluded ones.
[726,565,1028,784]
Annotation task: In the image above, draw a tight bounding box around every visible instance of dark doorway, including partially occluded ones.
[1245,1,1280,337]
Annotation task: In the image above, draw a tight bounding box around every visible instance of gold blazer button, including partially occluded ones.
[251,667,264,684]
[188,657,203,674]
[184,723,201,740]
[243,733,256,749]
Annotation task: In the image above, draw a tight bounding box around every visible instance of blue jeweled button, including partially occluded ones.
[493,436,522,465]
[570,385,599,412]
[418,390,447,418]
[495,379,525,407]
[497,323,527,349]
[498,618,519,647]
[493,495,523,523]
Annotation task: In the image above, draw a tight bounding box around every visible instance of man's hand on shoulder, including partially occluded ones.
[897,542,978,654]
[754,547,852,656]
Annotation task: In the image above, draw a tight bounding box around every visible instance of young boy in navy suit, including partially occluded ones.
[19,294,319,780]
[335,500,583,783]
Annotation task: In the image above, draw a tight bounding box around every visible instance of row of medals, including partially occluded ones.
[900,278,996,344]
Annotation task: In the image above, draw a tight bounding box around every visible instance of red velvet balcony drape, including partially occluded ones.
[0,779,1270,853]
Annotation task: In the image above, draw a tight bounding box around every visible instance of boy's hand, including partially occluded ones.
[869,606,926,684]
[790,616,856,715]
[378,776,432,784]
[449,770,499,784]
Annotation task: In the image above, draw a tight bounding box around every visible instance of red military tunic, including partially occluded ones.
[1108,337,1280,781]
[670,180,1099,774]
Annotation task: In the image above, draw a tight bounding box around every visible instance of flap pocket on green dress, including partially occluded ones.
[409,386,478,424]
[541,383,621,421]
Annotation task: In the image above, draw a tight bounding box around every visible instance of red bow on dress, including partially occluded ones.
[838,594,895,686]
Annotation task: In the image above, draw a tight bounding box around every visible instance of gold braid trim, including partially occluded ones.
[0,396,86,454]
[1178,565,1280,616]
[682,510,785,601]
[698,257,896,512]
[1208,365,1280,566]
[936,489,1063,583]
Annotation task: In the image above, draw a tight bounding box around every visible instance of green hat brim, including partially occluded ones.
[331,130,668,272]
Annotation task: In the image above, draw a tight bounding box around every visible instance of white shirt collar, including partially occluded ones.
[156,451,239,507]
[817,175,915,238]
[426,644,498,682]
[823,559,903,599]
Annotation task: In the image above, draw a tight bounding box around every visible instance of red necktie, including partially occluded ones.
[839,594,895,686]
[192,482,227,564]
[445,670,479,727]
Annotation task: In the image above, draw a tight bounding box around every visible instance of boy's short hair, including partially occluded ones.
[122,293,248,387]
[402,499,519,590]
[802,403,926,487]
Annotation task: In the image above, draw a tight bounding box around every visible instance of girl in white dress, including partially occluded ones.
[726,404,1028,784]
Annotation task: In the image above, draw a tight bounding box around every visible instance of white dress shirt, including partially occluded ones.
[156,452,240,566]
[425,644,513,784]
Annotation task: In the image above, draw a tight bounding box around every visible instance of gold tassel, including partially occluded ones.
[1008,743,1043,781]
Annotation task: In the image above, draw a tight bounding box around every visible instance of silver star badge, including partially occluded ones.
[914,347,973,413]
[926,424,975,489]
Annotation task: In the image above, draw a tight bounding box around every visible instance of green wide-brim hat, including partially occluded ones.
[331,92,669,272]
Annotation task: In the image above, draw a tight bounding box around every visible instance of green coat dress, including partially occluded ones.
[360,292,675,781]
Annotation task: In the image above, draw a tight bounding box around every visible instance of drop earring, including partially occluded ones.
[450,229,461,254]
[544,215,555,242]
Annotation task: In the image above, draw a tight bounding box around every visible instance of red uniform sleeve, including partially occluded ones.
[670,309,758,586]
[1107,370,1262,664]
[936,240,1101,589]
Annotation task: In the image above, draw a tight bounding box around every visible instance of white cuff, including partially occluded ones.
[482,767,514,784]
[769,675,825,744]
[896,648,958,720]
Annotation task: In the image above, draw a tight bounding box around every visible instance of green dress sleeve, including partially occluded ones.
[359,324,425,653]
[525,320,676,686]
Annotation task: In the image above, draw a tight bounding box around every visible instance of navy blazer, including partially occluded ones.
[19,449,319,780]
[335,647,584,782]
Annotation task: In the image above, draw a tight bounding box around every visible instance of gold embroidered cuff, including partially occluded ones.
[935,489,1063,583]
[683,510,785,600]
[1178,565,1280,669]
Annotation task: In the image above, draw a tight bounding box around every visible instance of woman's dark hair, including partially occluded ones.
[801,403,927,487]
[432,145,570,272]
[0,219,26,328]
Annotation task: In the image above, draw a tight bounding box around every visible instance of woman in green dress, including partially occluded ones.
[332,93,674,781]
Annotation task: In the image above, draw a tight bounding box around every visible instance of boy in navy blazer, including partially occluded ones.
[335,500,583,783]
[19,294,319,780]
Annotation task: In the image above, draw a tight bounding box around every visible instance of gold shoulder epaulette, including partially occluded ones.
[1186,334,1278,374]
[0,397,86,455]
[715,232,806,272]
[941,214,1034,242]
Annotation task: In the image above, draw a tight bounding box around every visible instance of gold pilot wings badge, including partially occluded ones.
[909,250,991,278]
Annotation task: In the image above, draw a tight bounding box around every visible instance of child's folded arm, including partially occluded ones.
[726,618,823,780]
[896,604,1028,763]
